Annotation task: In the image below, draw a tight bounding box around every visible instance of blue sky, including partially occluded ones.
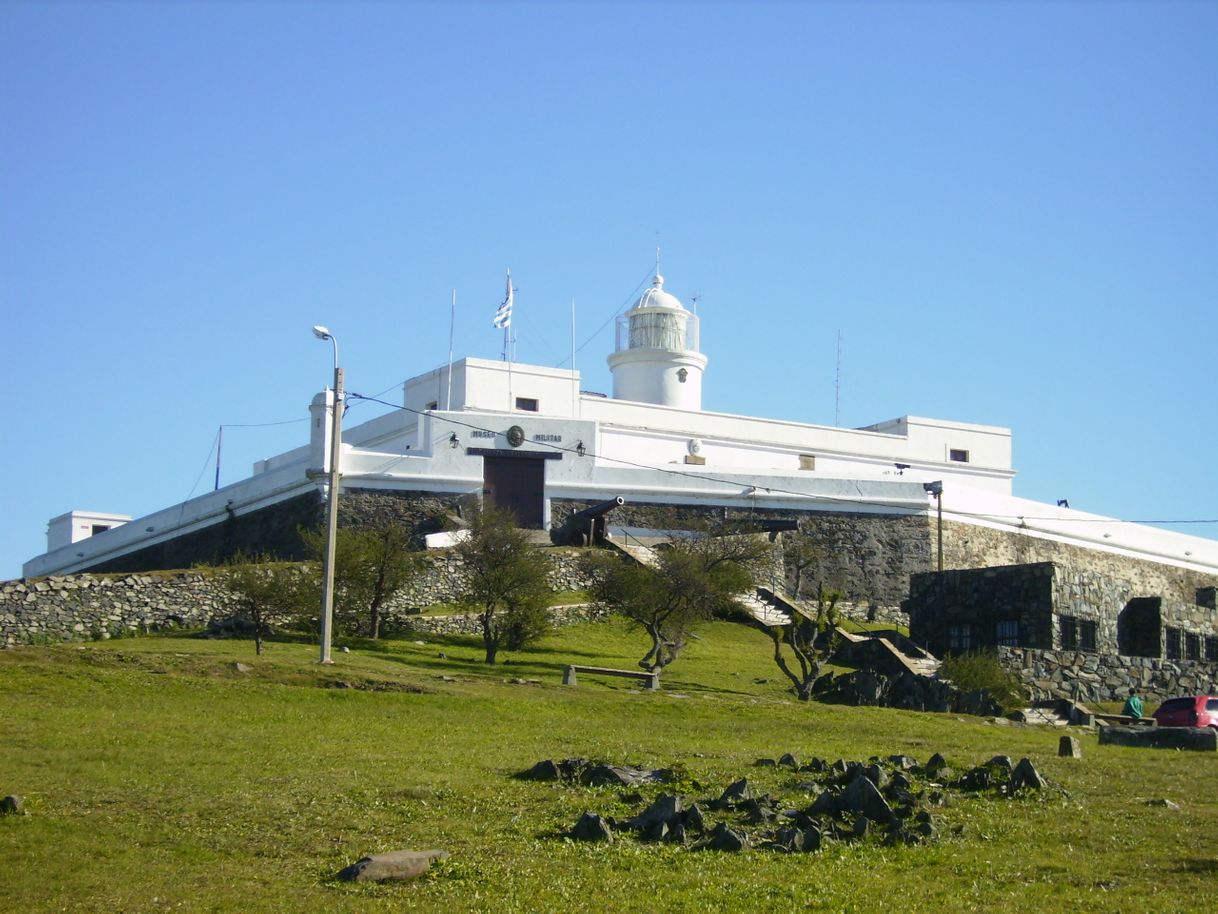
[2,0,1215,578]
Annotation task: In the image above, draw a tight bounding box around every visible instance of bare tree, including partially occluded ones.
[769,585,842,700]
[586,528,770,673]
[454,507,553,664]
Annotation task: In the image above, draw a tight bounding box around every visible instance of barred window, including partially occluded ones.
[1079,620,1098,653]
[1059,615,1078,651]
[1164,627,1182,660]
[948,624,972,652]
[1205,636,1218,663]
[1184,633,1201,662]
[995,620,1020,647]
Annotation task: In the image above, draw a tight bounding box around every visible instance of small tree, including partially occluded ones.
[219,554,308,655]
[769,585,842,700]
[300,523,421,639]
[454,507,553,664]
[586,528,770,673]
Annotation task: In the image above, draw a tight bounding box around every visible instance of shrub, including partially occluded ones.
[938,650,1028,712]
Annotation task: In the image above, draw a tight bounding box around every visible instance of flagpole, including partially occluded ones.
[446,289,455,411]
[570,296,577,417]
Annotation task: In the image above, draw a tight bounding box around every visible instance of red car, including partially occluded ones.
[1151,696,1218,729]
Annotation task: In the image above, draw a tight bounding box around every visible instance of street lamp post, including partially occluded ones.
[313,325,343,665]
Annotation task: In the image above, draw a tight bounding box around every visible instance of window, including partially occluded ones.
[677,368,688,383]
[948,624,972,652]
[799,454,816,471]
[1205,636,1218,663]
[90,524,110,536]
[1059,615,1078,650]
[1164,627,1182,660]
[1079,620,1097,652]
[425,401,438,411]
[1184,633,1201,661]
[949,448,970,463]
[995,619,1020,647]
[515,397,539,412]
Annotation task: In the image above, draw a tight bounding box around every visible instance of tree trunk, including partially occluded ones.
[369,600,382,640]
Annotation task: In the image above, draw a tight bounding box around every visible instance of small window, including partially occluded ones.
[425,401,438,411]
[1205,636,1218,663]
[1079,620,1097,652]
[995,619,1019,647]
[515,397,539,412]
[949,449,970,463]
[1059,615,1078,651]
[91,524,111,536]
[1164,627,1182,660]
[948,624,972,652]
[1184,632,1201,661]
[677,368,688,383]
[799,454,816,471]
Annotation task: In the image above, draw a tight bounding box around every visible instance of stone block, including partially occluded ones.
[1058,735,1082,758]
[337,849,448,882]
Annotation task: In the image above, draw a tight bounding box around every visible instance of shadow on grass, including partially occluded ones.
[1177,858,1218,875]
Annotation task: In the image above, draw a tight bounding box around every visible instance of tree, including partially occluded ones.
[768,585,842,700]
[219,554,310,655]
[299,523,421,639]
[585,528,770,673]
[454,507,553,664]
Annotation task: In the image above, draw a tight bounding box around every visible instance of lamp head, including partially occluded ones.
[312,325,332,341]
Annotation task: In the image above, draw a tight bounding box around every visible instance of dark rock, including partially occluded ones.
[640,819,669,842]
[570,812,614,843]
[558,758,590,779]
[956,766,992,791]
[801,758,829,773]
[741,797,777,825]
[889,771,912,791]
[337,849,448,882]
[667,822,688,844]
[888,755,917,770]
[681,803,706,832]
[1058,735,1082,758]
[754,758,778,767]
[579,764,667,788]
[1,795,24,816]
[1008,758,1047,791]
[851,815,871,838]
[771,826,805,852]
[802,825,822,851]
[924,753,949,776]
[916,820,935,838]
[1145,798,1180,810]
[778,753,801,768]
[839,772,897,824]
[625,794,683,832]
[927,790,948,807]
[807,791,839,817]
[987,755,1014,773]
[518,759,561,781]
[862,764,888,790]
[703,822,748,852]
[713,778,751,808]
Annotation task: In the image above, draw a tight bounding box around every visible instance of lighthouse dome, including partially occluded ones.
[635,274,685,311]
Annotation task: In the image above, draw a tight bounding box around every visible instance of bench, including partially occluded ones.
[1092,713,1156,727]
[563,664,660,691]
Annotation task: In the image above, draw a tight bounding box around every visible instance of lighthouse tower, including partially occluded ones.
[607,274,708,411]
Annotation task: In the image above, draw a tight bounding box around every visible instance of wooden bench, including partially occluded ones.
[563,664,660,691]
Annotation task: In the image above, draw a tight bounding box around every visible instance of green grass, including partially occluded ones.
[1,621,1215,913]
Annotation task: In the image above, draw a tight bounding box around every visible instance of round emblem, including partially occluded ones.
[688,437,702,456]
[507,425,525,448]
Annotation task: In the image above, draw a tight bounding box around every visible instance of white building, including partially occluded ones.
[23,273,1218,590]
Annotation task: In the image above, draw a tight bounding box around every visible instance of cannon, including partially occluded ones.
[554,496,626,546]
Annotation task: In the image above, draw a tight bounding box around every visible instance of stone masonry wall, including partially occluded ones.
[552,498,932,619]
[2,548,597,648]
[999,646,1218,705]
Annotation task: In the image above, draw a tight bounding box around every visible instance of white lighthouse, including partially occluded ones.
[607,274,708,411]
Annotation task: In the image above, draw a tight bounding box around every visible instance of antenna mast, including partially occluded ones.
[834,330,842,427]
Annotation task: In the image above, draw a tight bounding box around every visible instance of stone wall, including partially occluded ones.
[908,561,1218,660]
[999,646,1218,705]
[941,519,1213,607]
[552,498,932,617]
[2,548,597,648]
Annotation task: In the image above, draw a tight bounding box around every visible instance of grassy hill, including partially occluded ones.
[1,620,1214,913]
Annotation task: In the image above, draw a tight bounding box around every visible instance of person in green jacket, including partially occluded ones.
[1121,690,1144,719]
